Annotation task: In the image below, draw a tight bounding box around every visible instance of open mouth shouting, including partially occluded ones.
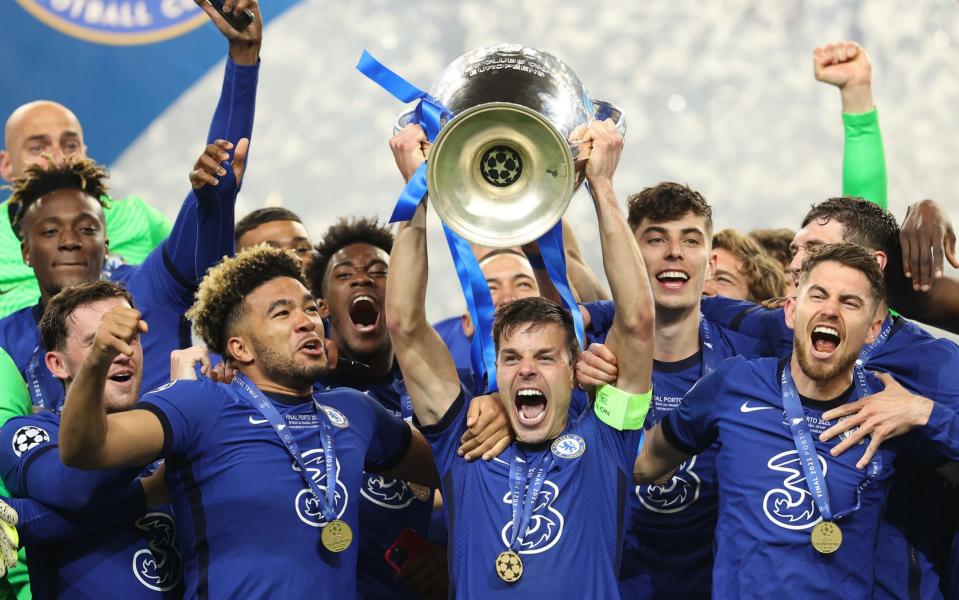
[297,336,326,357]
[349,295,381,333]
[515,387,548,427]
[107,368,135,385]
[809,324,842,359]
[655,270,690,290]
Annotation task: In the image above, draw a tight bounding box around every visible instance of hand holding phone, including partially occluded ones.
[384,529,432,574]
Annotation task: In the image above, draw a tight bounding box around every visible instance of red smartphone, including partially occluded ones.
[384,529,432,574]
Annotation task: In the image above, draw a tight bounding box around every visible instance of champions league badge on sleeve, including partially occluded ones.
[14,0,209,45]
[12,425,51,457]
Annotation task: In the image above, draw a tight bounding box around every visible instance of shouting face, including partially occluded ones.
[322,243,391,361]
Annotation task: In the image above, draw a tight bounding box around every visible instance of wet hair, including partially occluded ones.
[800,197,899,257]
[39,280,134,352]
[8,155,109,239]
[799,242,885,305]
[492,296,580,366]
[748,228,795,268]
[306,216,394,297]
[712,228,788,302]
[626,182,713,234]
[186,245,304,357]
[234,207,304,246]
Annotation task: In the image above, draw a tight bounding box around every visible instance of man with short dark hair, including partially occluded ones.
[0,280,179,598]
[235,206,314,269]
[636,242,959,598]
[387,119,654,597]
[57,245,439,597]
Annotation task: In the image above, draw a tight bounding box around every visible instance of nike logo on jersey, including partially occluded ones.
[248,416,269,425]
[740,402,775,413]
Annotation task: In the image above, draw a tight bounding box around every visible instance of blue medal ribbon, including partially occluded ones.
[231,373,339,524]
[855,315,892,369]
[506,449,554,552]
[699,316,719,377]
[26,345,64,413]
[780,361,882,525]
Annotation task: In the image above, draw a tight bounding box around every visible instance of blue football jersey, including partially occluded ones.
[0,412,182,598]
[318,366,434,600]
[702,296,959,599]
[137,378,411,598]
[423,391,641,598]
[664,355,934,599]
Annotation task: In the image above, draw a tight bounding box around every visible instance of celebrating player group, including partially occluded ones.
[0,1,958,599]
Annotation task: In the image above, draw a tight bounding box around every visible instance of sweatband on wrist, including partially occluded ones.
[594,384,651,431]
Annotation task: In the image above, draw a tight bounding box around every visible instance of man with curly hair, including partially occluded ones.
[703,228,788,302]
[57,245,439,597]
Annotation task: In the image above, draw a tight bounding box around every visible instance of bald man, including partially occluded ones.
[0,101,172,318]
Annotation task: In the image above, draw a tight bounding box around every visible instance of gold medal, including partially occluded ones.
[407,482,431,501]
[810,521,842,554]
[321,519,353,553]
[495,550,523,583]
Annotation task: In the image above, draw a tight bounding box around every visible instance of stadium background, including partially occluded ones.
[1,0,956,338]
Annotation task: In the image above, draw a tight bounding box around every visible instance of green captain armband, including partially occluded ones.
[594,384,651,431]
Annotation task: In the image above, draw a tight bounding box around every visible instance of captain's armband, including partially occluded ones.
[594,384,651,431]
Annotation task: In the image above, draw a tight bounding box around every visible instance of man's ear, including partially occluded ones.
[226,335,254,366]
[460,312,475,338]
[317,298,329,320]
[0,150,12,183]
[783,297,797,332]
[21,239,30,267]
[864,311,884,345]
[708,251,718,279]
[45,351,70,380]
[873,250,888,272]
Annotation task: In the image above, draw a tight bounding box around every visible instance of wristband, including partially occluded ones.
[526,253,546,270]
[594,384,651,431]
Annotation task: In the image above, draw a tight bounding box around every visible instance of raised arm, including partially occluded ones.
[813,41,887,208]
[58,306,164,470]
[584,120,654,394]
[633,424,692,484]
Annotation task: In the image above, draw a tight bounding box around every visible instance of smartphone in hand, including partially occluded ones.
[205,0,254,31]
[384,529,432,574]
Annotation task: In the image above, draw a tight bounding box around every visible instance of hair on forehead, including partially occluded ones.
[8,155,108,239]
[234,206,305,245]
[799,242,886,304]
[713,228,788,302]
[306,216,394,298]
[492,296,580,364]
[187,245,305,356]
[39,280,134,352]
[800,197,899,257]
[627,181,713,234]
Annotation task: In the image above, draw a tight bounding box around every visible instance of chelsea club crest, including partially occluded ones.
[15,0,209,46]
[550,434,585,459]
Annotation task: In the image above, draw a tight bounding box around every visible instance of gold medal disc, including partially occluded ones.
[407,482,431,501]
[495,550,523,583]
[321,519,353,553]
[810,521,842,554]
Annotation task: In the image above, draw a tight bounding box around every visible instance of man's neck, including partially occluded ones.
[242,367,313,398]
[654,304,701,363]
[788,353,853,401]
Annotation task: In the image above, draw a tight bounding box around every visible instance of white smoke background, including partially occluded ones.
[111,0,959,338]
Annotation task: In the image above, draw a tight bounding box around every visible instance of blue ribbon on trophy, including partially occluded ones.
[357,46,625,392]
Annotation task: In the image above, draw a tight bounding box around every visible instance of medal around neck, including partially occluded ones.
[810,521,842,555]
[321,519,353,553]
[495,549,523,583]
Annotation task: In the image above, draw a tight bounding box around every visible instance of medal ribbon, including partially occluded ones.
[780,361,882,524]
[26,345,64,413]
[506,450,554,551]
[855,315,892,368]
[231,373,339,523]
[699,316,720,377]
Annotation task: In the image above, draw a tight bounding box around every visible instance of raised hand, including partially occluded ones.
[813,41,873,113]
[389,124,431,183]
[575,342,619,389]
[458,392,512,461]
[195,0,262,65]
[582,119,624,186]
[899,199,959,291]
[90,306,148,367]
[189,138,250,190]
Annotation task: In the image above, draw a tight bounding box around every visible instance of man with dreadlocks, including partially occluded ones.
[57,245,439,597]
[0,0,262,416]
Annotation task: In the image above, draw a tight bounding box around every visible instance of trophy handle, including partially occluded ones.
[393,110,418,135]
[568,100,626,161]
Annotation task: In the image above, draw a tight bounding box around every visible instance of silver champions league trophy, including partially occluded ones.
[396,44,626,248]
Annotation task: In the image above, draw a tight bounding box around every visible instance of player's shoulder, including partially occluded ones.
[141,377,232,405]
[313,386,379,424]
[0,304,38,336]
[885,317,959,357]
[712,319,769,358]
[0,412,59,461]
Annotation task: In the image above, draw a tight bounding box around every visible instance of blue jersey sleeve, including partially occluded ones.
[362,396,413,473]
[162,58,259,289]
[0,417,139,512]
[582,300,615,343]
[418,391,469,477]
[661,357,739,455]
[699,296,792,357]
[7,481,146,546]
[136,379,225,460]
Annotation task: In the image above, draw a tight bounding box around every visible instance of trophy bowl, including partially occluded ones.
[396,44,625,248]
